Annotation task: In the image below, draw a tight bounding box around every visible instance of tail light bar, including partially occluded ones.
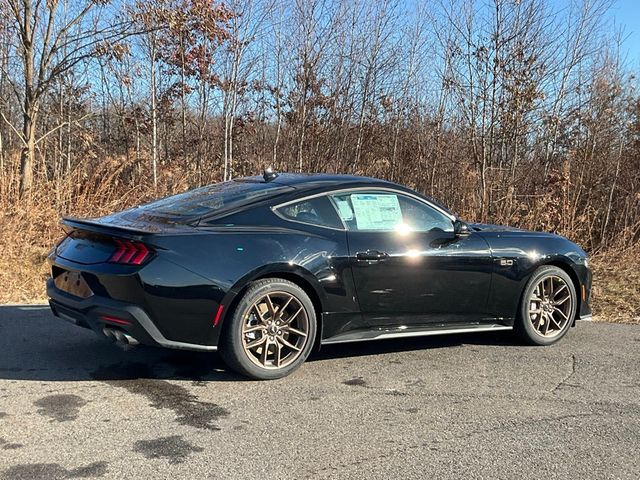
[109,239,152,265]
[100,315,131,326]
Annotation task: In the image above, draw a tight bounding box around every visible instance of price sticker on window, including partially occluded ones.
[350,194,403,230]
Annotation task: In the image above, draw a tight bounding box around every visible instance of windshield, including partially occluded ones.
[138,179,292,217]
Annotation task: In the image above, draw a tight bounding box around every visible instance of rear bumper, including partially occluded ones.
[47,278,217,352]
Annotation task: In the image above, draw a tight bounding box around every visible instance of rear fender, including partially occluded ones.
[216,263,326,329]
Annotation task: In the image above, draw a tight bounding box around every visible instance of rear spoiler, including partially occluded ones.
[61,217,155,240]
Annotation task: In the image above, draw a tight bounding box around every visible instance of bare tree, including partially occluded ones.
[219,0,272,180]
[1,0,132,194]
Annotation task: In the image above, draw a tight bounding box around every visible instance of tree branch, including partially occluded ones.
[35,111,93,145]
[0,110,27,146]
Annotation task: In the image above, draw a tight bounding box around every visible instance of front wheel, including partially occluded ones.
[515,266,577,346]
[219,278,317,380]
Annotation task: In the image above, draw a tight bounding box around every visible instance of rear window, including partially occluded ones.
[139,180,292,217]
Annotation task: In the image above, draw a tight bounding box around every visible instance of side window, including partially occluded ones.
[330,191,453,233]
[275,196,343,229]
[396,195,454,232]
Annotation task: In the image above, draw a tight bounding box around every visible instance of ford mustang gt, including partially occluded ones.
[47,171,592,379]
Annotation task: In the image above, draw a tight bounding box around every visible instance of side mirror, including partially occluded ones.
[454,219,470,236]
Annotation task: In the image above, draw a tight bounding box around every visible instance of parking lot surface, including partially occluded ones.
[0,305,639,479]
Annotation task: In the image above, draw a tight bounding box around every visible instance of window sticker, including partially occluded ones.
[350,194,403,230]
[334,199,354,221]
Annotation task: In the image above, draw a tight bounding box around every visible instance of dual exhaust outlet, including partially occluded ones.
[102,327,139,348]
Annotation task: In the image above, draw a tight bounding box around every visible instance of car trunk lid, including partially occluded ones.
[56,211,195,265]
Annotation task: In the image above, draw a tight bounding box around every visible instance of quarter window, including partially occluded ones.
[276,196,343,229]
[330,191,453,233]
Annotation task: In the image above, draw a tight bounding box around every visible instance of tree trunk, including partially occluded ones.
[19,0,35,195]
[66,105,71,173]
[297,99,307,173]
[180,43,187,162]
[150,39,158,189]
[57,80,64,179]
[19,112,36,194]
[222,88,230,181]
[272,94,282,166]
[0,129,4,172]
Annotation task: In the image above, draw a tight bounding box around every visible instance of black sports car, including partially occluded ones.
[47,171,592,379]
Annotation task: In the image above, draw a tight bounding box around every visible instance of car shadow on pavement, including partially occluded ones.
[0,305,244,383]
[0,305,521,383]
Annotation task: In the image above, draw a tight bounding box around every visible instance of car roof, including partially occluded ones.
[232,172,453,217]
[239,172,396,190]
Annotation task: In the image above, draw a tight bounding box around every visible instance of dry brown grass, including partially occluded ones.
[590,248,640,324]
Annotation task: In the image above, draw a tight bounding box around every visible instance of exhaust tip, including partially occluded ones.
[122,333,139,346]
[102,327,116,342]
[111,329,139,349]
[103,327,138,349]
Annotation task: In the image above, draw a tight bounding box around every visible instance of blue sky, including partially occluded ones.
[609,0,640,66]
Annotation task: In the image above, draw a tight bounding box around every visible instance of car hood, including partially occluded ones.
[469,223,526,233]
[469,222,565,241]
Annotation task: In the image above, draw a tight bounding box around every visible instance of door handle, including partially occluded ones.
[356,250,389,261]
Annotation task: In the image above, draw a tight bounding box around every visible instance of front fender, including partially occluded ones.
[482,232,590,320]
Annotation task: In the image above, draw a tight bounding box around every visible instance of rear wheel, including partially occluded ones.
[515,266,576,346]
[220,278,317,380]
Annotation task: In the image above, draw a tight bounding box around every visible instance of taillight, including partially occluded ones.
[50,232,69,256]
[100,315,131,326]
[109,239,152,265]
[54,232,69,248]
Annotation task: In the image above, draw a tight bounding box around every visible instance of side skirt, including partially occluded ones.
[321,323,513,345]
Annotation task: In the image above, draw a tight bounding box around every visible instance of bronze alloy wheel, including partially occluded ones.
[241,291,310,369]
[527,275,573,338]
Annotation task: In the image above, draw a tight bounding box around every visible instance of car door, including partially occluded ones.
[329,189,494,328]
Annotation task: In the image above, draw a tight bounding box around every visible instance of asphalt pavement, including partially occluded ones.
[0,305,638,479]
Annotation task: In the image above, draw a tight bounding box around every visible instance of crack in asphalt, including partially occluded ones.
[552,354,578,393]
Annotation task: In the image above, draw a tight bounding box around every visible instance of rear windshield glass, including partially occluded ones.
[139,180,292,217]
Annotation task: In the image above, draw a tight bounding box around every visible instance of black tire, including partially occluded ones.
[515,265,577,346]
[219,278,317,380]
